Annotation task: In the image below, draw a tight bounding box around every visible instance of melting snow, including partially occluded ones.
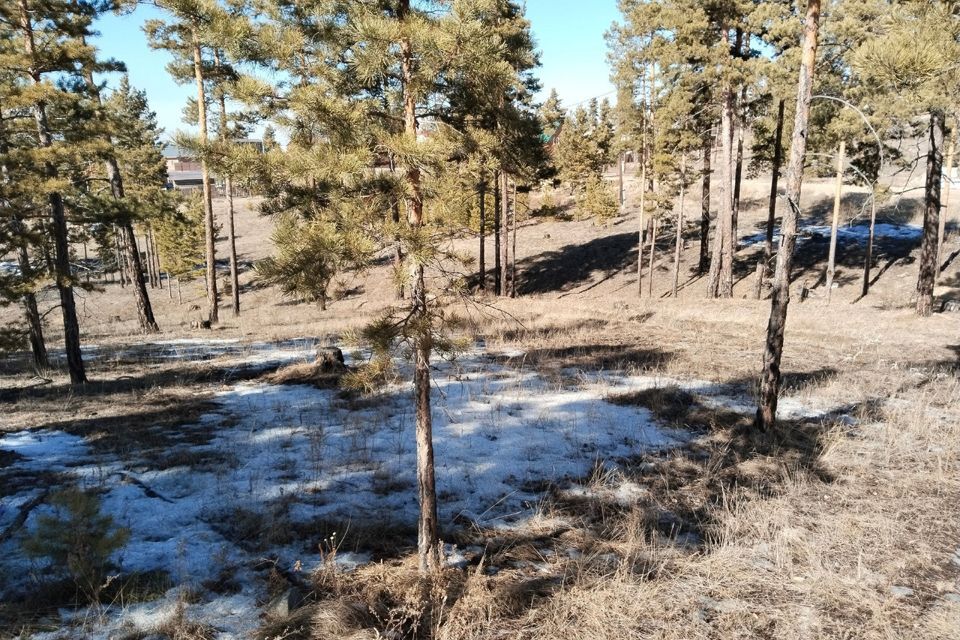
[742,222,922,247]
[0,339,853,638]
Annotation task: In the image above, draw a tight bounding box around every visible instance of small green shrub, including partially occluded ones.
[580,177,619,224]
[21,487,130,602]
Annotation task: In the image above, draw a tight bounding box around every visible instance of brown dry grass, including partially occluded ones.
[254,306,959,639]
[2,168,959,639]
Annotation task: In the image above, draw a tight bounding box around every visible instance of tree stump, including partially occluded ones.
[316,347,346,374]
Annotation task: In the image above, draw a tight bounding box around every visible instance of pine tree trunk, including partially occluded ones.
[936,128,955,280]
[500,172,510,297]
[225,177,240,316]
[618,152,625,208]
[648,216,657,296]
[119,223,159,332]
[14,224,49,370]
[916,110,944,317]
[637,159,647,296]
[400,1,439,573]
[511,180,517,297]
[825,141,845,303]
[699,133,712,274]
[193,31,218,324]
[19,0,85,384]
[144,228,157,287]
[478,180,486,291]
[762,99,786,284]
[22,292,48,371]
[388,153,405,300]
[718,81,735,297]
[732,98,745,247]
[494,171,502,296]
[151,226,163,290]
[862,190,877,298]
[114,227,127,287]
[756,0,822,430]
[214,51,239,317]
[672,158,686,297]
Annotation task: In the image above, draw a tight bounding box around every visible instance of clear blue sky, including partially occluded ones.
[91,0,619,140]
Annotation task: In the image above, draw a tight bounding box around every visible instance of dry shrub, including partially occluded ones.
[264,361,344,389]
[134,597,216,640]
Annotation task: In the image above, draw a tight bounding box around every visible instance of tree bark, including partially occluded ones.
[699,132,712,274]
[151,226,163,290]
[214,50,239,317]
[637,159,647,296]
[937,125,955,280]
[500,171,510,297]
[143,227,157,287]
[19,0,86,383]
[732,97,745,247]
[861,190,877,298]
[916,110,944,317]
[511,180,517,297]
[707,79,735,299]
[478,180,486,290]
[14,222,48,370]
[120,224,159,332]
[672,157,686,297]
[494,171,501,296]
[648,215,658,296]
[618,152,625,208]
[825,141,845,303]
[756,0,821,430]
[399,0,439,573]
[193,30,218,324]
[762,99,786,281]
[388,153,405,300]
[114,227,127,287]
[718,81,736,297]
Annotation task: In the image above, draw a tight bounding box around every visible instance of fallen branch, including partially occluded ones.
[0,489,49,544]
[113,471,174,503]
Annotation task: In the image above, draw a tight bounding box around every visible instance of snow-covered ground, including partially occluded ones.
[741,221,922,248]
[0,340,855,639]
[46,337,323,371]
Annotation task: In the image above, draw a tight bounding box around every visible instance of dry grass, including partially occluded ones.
[2,172,959,638]
[251,300,960,639]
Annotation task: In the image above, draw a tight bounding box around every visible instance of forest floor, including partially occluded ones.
[0,171,959,639]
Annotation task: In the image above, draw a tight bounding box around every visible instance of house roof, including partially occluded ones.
[167,171,206,184]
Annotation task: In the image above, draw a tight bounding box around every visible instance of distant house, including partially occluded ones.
[162,139,264,193]
[162,144,207,192]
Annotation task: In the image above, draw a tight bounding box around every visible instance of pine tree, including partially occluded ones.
[0,72,49,370]
[756,0,822,430]
[145,0,232,324]
[0,0,117,383]
[843,0,960,315]
[239,0,543,572]
[540,89,566,141]
[87,73,163,333]
[154,192,206,300]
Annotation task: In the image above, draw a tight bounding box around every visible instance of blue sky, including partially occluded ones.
[91,0,619,140]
